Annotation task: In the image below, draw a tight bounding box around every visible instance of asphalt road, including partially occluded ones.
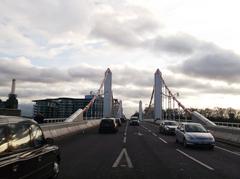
[56,121,240,179]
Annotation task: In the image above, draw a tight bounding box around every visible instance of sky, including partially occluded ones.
[1,0,240,116]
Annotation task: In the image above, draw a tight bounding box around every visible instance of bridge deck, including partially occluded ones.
[56,122,240,179]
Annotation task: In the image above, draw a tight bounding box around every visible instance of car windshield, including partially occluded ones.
[164,122,177,126]
[185,124,207,133]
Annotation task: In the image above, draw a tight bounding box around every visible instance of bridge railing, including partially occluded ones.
[41,119,101,139]
[214,122,240,128]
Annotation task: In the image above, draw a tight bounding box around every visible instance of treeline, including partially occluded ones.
[189,107,240,123]
[143,107,240,123]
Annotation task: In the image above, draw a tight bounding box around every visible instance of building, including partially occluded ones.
[0,79,21,116]
[33,94,104,119]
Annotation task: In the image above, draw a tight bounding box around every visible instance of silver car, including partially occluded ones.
[175,122,215,149]
[159,120,178,135]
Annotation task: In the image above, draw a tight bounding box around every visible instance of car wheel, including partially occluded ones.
[183,138,187,148]
[50,161,60,179]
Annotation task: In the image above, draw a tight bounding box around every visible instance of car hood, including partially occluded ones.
[186,132,214,139]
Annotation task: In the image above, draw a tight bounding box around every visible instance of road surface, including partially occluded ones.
[56,121,240,179]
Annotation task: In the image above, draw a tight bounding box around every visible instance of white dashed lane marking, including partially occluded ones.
[176,149,214,171]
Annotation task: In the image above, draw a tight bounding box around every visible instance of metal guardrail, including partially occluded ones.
[214,122,240,128]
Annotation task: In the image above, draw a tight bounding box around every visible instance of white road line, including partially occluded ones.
[141,126,168,144]
[176,149,214,171]
[123,136,127,143]
[152,133,157,137]
[123,121,128,143]
[215,146,240,157]
[124,122,128,134]
[112,148,133,168]
[158,137,168,144]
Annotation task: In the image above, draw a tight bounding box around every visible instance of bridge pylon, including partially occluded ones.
[139,100,143,121]
[154,69,162,120]
[103,68,113,118]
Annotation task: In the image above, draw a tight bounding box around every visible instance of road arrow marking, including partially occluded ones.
[112,148,133,168]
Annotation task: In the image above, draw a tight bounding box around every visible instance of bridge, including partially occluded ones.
[5,68,240,178]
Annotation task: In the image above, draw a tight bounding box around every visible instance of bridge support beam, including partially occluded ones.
[139,100,143,121]
[117,100,123,118]
[154,69,162,120]
[103,68,112,118]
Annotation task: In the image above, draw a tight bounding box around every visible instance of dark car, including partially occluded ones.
[99,118,118,133]
[129,117,140,126]
[0,116,60,179]
[159,120,178,135]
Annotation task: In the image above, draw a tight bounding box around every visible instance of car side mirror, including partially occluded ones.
[45,138,54,145]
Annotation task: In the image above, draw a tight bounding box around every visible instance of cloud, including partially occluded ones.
[90,5,160,48]
[171,49,240,83]
[0,58,70,83]
[144,34,216,55]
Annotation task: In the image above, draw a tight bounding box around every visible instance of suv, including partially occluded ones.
[99,118,118,133]
[0,116,60,179]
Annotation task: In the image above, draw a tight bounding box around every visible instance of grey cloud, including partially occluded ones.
[114,87,152,99]
[145,34,201,55]
[172,49,240,83]
[90,7,160,48]
[113,67,153,87]
[0,0,93,34]
[0,59,70,83]
[68,66,103,83]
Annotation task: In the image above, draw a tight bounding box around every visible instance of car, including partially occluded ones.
[175,122,215,149]
[159,120,178,135]
[115,118,122,127]
[0,116,60,179]
[99,118,118,133]
[129,116,140,126]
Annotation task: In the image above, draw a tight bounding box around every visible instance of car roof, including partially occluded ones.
[0,115,36,124]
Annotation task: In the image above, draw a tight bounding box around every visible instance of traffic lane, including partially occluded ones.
[56,123,126,179]
[141,122,176,143]
[141,122,240,178]
[127,124,217,179]
[143,121,240,153]
[215,141,240,153]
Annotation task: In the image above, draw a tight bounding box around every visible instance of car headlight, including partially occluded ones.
[166,127,169,130]
[185,135,194,140]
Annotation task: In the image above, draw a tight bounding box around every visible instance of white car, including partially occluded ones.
[175,122,215,149]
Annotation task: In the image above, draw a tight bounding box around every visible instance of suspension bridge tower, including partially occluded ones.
[154,69,162,120]
[103,68,113,118]
[139,100,143,121]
